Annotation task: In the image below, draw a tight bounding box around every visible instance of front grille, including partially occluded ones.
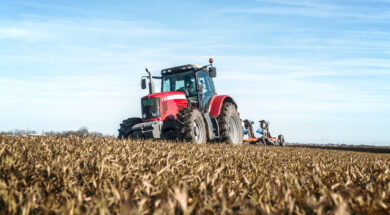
[141,97,160,119]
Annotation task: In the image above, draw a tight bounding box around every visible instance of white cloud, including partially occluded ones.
[256,0,338,9]
[221,1,390,21]
[0,75,144,134]
[0,28,36,39]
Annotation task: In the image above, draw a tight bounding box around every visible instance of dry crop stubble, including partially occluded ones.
[0,134,389,214]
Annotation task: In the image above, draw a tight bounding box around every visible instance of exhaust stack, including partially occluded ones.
[145,68,155,94]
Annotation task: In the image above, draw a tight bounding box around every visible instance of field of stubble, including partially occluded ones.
[0,135,389,214]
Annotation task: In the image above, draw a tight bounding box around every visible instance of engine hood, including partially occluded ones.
[142,92,187,102]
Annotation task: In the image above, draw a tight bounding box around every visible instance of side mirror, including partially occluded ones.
[209,67,216,78]
[141,78,146,89]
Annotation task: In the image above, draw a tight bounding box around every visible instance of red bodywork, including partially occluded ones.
[141,92,188,122]
[208,95,234,117]
[243,136,260,144]
[142,93,234,122]
[243,136,278,144]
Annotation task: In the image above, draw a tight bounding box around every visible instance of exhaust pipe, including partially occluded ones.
[145,68,155,94]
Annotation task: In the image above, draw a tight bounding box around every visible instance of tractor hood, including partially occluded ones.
[141,92,188,122]
[141,91,187,101]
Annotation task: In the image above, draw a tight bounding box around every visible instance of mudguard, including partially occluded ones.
[208,95,236,117]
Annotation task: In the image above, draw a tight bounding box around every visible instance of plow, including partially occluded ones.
[243,119,285,146]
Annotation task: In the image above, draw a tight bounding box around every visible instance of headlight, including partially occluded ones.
[142,113,147,119]
[152,111,159,118]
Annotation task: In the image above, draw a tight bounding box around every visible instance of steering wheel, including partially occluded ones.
[177,87,189,96]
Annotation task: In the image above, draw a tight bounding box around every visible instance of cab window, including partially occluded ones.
[197,71,215,108]
[162,71,197,100]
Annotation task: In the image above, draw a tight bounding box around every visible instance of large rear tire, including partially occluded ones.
[177,108,207,144]
[118,117,142,139]
[218,102,243,144]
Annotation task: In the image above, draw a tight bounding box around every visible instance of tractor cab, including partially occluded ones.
[160,63,216,111]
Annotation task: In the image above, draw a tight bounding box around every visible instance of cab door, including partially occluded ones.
[196,71,216,111]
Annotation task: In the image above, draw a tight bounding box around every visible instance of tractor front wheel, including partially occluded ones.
[177,108,207,144]
[118,117,142,139]
[218,102,243,144]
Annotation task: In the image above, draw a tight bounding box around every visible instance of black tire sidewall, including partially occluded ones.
[219,103,243,144]
[179,108,207,144]
[191,109,207,144]
[118,117,142,139]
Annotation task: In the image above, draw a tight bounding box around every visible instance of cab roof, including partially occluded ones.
[161,64,206,75]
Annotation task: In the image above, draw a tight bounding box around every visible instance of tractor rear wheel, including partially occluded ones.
[118,117,142,139]
[278,134,285,146]
[218,102,243,144]
[177,108,207,144]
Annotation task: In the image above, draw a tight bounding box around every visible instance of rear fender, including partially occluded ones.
[208,95,237,117]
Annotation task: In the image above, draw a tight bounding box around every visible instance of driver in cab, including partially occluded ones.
[183,76,197,97]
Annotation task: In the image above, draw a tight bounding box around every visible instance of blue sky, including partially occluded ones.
[0,0,389,145]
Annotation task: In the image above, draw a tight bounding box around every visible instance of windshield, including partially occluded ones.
[162,71,197,100]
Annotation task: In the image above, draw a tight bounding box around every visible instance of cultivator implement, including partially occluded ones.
[243,119,285,146]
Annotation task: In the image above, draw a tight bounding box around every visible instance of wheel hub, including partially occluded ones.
[228,116,239,144]
[193,119,203,143]
[194,123,199,136]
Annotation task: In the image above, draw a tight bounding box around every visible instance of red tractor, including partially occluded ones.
[118,58,243,144]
